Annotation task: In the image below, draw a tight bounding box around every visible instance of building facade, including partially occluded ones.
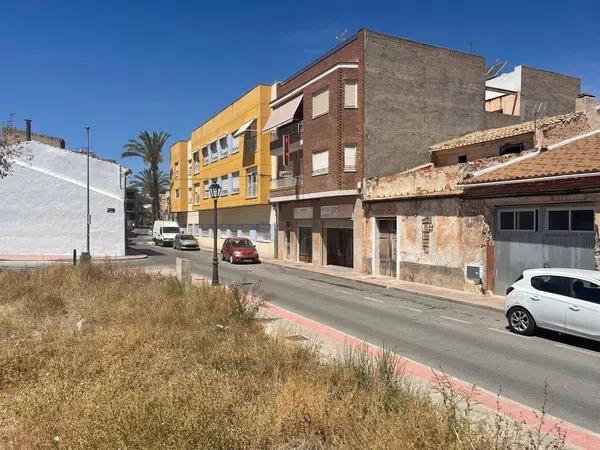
[0,140,126,256]
[169,84,275,256]
[265,29,580,270]
[362,104,600,295]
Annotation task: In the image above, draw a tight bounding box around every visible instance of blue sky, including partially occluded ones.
[1,0,598,175]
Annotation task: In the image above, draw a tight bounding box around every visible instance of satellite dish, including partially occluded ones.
[485,60,507,80]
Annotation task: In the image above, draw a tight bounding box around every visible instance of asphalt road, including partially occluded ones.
[129,236,600,433]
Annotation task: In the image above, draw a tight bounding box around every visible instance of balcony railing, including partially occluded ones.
[270,120,303,154]
[270,175,303,190]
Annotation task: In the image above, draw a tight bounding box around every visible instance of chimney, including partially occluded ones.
[576,93,600,129]
[24,119,32,141]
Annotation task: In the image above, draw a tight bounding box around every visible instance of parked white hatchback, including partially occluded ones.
[505,268,600,342]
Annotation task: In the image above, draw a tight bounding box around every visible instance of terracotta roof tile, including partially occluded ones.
[462,130,600,185]
[431,112,584,152]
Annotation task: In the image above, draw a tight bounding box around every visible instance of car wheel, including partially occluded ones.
[229,255,234,264]
[508,307,536,336]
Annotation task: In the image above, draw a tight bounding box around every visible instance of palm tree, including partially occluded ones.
[131,168,170,208]
[122,131,170,220]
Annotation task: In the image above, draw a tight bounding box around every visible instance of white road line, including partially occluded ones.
[440,315,472,324]
[364,296,384,303]
[555,344,600,358]
[396,304,423,312]
[334,289,351,295]
[488,327,526,337]
[311,283,322,287]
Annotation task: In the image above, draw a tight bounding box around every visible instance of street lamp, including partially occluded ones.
[83,126,91,262]
[209,181,222,286]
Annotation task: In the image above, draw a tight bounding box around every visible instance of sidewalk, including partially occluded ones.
[0,253,147,262]
[195,242,504,312]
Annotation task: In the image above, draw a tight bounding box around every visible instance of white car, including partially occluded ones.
[505,268,600,342]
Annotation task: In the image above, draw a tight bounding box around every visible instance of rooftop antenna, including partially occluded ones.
[336,29,348,43]
[533,101,548,146]
[468,41,476,54]
[7,112,15,127]
[485,60,507,80]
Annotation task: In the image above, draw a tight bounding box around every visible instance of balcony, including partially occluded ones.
[270,120,303,155]
[270,175,303,191]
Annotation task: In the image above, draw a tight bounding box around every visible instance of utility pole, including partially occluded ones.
[85,126,91,258]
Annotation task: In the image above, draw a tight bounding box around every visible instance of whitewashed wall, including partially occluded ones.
[0,141,125,256]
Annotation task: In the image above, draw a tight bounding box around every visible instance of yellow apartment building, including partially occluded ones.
[169,84,275,256]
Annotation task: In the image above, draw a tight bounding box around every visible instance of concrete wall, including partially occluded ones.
[520,66,580,121]
[0,141,125,256]
[484,111,522,129]
[363,31,486,177]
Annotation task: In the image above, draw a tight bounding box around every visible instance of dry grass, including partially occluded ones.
[0,265,562,449]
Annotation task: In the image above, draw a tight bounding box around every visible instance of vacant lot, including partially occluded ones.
[0,265,559,449]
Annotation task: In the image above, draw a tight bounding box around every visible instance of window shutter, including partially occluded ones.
[344,146,356,171]
[312,89,329,118]
[344,80,357,108]
[312,150,329,175]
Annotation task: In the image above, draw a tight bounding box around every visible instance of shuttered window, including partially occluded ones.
[312,88,329,118]
[312,150,329,176]
[344,145,356,172]
[231,172,240,194]
[344,80,358,108]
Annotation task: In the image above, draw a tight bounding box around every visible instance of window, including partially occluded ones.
[220,175,229,196]
[244,129,257,155]
[344,80,358,108]
[312,150,329,176]
[572,278,600,304]
[246,168,257,198]
[344,145,356,172]
[312,88,329,118]
[202,147,209,165]
[203,180,209,198]
[531,275,571,297]
[219,136,229,158]
[500,143,524,156]
[232,135,240,153]
[210,141,218,162]
[257,224,271,242]
[193,151,200,174]
[499,209,537,231]
[458,155,467,163]
[548,208,594,232]
[187,187,192,204]
[175,188,180,199]
[571,209,594,231]
[193,183,201,204]
[231,172,240,194]
[188,159,192,174]
[174,162,179,178]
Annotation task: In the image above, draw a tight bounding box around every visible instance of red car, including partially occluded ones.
[221,238,260,264]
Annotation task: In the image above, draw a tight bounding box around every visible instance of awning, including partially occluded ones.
[262,95,302,133]
[234,119,255,137]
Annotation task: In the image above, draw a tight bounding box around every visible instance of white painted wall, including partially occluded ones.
[0,141,125,256]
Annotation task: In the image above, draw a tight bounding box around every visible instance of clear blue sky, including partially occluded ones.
[1,0,598,174]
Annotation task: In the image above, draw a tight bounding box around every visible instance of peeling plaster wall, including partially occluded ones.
[365,197,490,293]
[0,141,125,256]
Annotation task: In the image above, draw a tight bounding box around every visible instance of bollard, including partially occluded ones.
[73,249,77,266]
[176,258,192,286]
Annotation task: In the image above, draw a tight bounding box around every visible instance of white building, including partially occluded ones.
[0,141,126,256]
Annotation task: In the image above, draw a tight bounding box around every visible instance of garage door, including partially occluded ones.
[493,206,596,294]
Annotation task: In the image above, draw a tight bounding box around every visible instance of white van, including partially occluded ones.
[152,221,182,247]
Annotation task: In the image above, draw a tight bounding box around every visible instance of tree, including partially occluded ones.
[0,123,25,179]
[122,131,170,221]
[131,168,170,208]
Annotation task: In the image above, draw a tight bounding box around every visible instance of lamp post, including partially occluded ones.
[84,126,91,261]
[209,181,222,286]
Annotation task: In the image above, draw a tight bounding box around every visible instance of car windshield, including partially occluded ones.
[231,239,253,247]
[162,227,180,234]
[180,235,195,240]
